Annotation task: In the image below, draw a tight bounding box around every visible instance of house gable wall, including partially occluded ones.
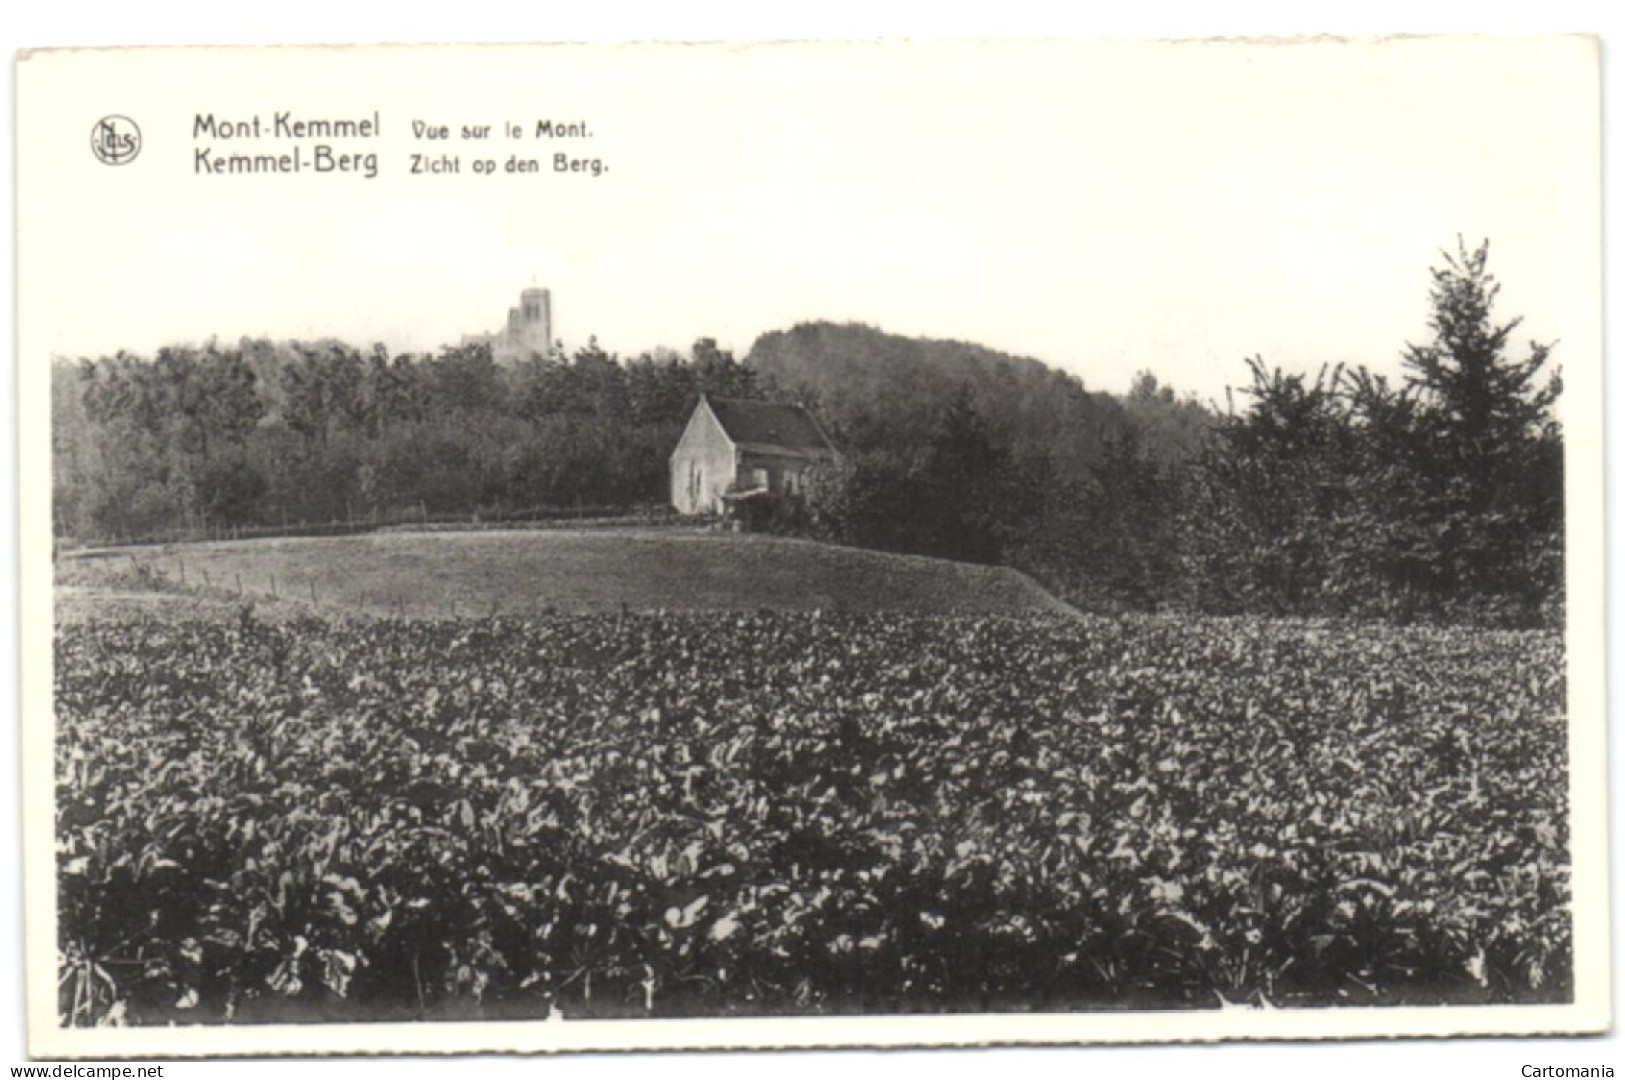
[669,400,738,514]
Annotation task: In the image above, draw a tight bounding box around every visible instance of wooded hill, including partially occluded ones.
[742,321,1212,598]
[739,239,1562,628]
[51,323,1208,547]
[751,321,1212,467]
[753,323,1121,471]
[51,239,1563,625]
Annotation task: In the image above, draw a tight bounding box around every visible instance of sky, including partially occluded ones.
[20,35,1598,403]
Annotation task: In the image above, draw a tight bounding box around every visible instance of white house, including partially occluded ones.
[669,395,840,516]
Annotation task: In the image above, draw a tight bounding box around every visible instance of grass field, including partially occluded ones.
[56,527,1072,619]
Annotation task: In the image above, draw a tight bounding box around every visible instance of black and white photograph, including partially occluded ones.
[15,32,1609,1059]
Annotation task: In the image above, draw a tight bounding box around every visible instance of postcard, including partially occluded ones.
[17,36,1607,1057]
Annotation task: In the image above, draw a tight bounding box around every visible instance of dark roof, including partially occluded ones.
[704,396,838,458]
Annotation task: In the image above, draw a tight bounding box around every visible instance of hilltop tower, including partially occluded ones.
[465,285,554,363]
[518,287,552,357]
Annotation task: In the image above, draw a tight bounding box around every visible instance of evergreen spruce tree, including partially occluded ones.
[1400,237,1563,620]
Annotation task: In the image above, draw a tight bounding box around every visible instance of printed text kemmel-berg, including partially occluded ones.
[193,110,382,178]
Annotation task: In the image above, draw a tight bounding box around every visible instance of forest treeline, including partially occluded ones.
[52,239,1563,626]
[52,337,763,538]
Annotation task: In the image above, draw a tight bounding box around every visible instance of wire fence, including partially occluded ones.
[57,502,701,553]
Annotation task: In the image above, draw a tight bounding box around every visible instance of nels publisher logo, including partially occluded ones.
[91,115,141,165]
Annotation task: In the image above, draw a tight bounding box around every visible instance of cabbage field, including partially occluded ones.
[55,609,1569,1025]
